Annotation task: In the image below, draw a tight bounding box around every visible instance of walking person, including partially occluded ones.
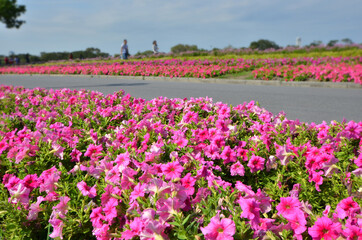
[121,39,129,60]
[152,40,159,54]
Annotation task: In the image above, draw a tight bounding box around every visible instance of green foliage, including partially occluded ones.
[171,44,199,54]
[249,39,280,50]
[0,0,26,28]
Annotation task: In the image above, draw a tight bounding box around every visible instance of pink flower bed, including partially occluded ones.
[0,85,361,239]
[1,57,362,83]
[252,63,362,84]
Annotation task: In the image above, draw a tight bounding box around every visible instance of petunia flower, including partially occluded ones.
[308,216,342,240]
[77,181,97,198]
[161,161,184,180]
[247,155,265,173]
[201,214,236,240]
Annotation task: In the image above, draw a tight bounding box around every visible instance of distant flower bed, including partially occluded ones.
[1,57,362,84]
[0,85,361,239]
[253,63,362,84]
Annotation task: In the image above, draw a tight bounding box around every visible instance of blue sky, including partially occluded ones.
[1,0,362,56]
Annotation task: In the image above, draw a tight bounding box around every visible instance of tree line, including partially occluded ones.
[0,48,110,65]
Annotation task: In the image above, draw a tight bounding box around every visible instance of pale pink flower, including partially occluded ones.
[49,218,64,239]
[52,196,70,219]
[27,196,45,220]
[38,166,61,193]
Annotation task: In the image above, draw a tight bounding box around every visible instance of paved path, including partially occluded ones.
[0,74,361,124]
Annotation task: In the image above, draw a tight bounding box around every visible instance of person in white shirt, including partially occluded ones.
[121,39,129,60]
[152,40,159,54]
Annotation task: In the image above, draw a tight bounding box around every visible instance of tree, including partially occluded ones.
[249,39,280,50]
[308,40,323,47]
[327,40,338,47]
[341,38,353,45]
[171,44,199,54]
[0,0,26,28]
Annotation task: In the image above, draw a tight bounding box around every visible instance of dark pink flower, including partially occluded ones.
[84,143,103,160]
[335,197,360,219]
[77,181,97,198]
[220,146,237,164]
[70,148,82,162]
[103,197,118,223]
[181,173,196,195]
[308,217,342,240]
[247,155,265,173]
[90,207,105,228]
[201,214,236,240]
[239,197,261,221]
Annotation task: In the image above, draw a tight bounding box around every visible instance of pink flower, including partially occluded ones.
[52,196,70,219]
[161,161,184,180]
[90,207,105,228]
[8,183,31,205]
[201,214,236,240]
[130,183,146,203]
[122,217,144,239]
[140,219,168,240]
[103,197,118,222]
[247,155,265,173]
[84,143,103,160]
[308,217,342,240]
[276,197,302,218]
[38,166,61,193]
[22,174,39,190]
[27,196,45,220]
[181,173,196,195]
[343,222,362,240]
[287,212,307,235]
[77,181,97,198]
[49,218,64,239]
[52,142,65,160]
[70,148,82,162]
[230,162,245,176]
[239,197,261,225]
[335,197,360,219]
[220,146,237,164]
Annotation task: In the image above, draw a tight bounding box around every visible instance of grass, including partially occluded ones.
[217,71,254,80]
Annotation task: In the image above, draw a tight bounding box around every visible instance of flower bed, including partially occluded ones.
[1,57,362,84]
[253,63,362,84]
[0,85,361,239]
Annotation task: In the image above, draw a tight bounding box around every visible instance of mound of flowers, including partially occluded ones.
[253,63,362,84]
[1,57,362,84]
[0,84,361,239]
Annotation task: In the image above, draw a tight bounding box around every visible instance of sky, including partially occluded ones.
[1,0,362,56]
